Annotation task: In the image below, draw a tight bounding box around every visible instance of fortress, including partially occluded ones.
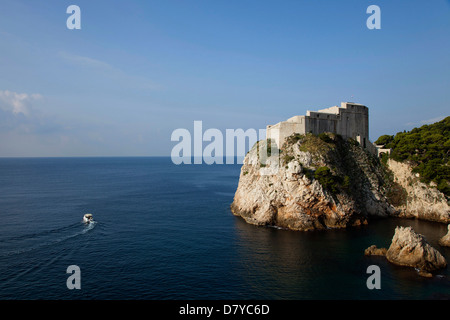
[266,102,378,155]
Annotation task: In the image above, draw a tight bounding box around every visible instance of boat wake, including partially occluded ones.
[82,220,97,233]
[0,220,97,258]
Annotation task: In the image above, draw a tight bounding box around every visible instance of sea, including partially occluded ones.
[0,157,449,300]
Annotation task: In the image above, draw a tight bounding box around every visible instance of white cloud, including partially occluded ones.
[58,51,163,92]
[405,116,446,127]
[58,51,113,69]
[0,90,42,116]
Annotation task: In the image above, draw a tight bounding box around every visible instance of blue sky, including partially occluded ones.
[0,0,449,156]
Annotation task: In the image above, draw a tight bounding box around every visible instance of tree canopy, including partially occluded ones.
[377,116,450,196]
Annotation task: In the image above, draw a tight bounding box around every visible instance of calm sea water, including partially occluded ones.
[0,157,449,300]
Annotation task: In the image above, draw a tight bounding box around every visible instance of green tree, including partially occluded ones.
[374,134,394,146]
[315,166,339,193]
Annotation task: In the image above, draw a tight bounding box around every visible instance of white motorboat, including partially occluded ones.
[83,213,94,223]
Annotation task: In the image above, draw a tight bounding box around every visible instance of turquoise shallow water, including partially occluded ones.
[0,157,448,299]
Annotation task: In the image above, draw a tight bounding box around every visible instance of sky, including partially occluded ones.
[0,0,449,157]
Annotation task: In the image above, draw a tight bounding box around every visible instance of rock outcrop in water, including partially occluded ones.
[439,225,450,247]
[231,134,396,231]
[364,245,387,256]
[386,159,450,224]
[386,226,447,275]
[365,226,447,277]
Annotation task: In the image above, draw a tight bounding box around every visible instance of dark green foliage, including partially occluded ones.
[374,135,394,146]
[266,138,272,157]
[314,166,339,193]
[380,152,389,166]
[285,133,303,146]
[318,132,333,143]
[283,154,295,164]
[377,116,450,196]
[342,175,350,190]
[437,180,450,196]
[348,138,359,146]
[304,168,315,181]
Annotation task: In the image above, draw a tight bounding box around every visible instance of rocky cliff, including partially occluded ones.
[231,133,396,231]
[386,226,447,275]
[387,159,450,223]
[365,226,447,277]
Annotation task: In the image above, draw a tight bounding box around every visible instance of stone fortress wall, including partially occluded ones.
[266,102,377,155]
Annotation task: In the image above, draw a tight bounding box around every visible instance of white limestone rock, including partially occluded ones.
[387,159,450,224]
[386,226,447,273]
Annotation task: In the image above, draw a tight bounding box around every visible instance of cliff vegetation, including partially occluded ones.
[375,116,450,197]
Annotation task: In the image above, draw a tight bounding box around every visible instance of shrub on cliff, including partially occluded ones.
[318,132,333,143]
[376,116,450,196]
[374,134,394,146]
[315,166,339,193]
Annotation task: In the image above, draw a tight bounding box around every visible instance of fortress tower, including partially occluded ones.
[266,102,376,154]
